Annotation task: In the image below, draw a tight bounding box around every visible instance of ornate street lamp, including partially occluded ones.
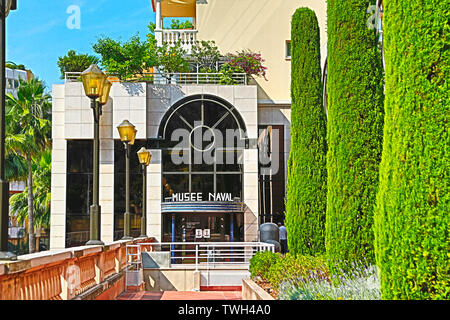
[0,0,17,261]
[81,64,110,246]
[137,147,151,238]
[117,120,137,240]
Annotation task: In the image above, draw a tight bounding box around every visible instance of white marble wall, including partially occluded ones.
[99,97,114,243]
[146,150,162,241]
[243,149,259,242]
[50,84,67,250]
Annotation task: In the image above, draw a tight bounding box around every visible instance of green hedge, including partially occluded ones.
[325,0,384,272]
[285,8,327,256]
[249,252,329,292]
[374,0,449,300]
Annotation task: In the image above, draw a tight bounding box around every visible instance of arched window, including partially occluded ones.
[159,94,247,202]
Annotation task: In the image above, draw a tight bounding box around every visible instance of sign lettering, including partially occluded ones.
[171,192,233,202]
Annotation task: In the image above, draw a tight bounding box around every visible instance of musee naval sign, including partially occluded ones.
[172,192,233,202]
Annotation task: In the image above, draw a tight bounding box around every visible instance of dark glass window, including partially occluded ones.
[216,174,242,199]
[66,140,92,248]
[162,174,189,201]
[258,125,286,224]
[114,140,146,240]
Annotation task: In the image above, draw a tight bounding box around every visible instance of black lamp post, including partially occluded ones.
[117,120,136,240]
[137,147,151,238]
[81,64,111,246]
[0,0,17,261]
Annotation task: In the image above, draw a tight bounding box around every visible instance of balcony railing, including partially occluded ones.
[0,237,155,300]
[155,29,198,53]
[65,72,248,86]
[133,242,275,267]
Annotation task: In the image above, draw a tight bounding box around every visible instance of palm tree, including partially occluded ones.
[6,78,51,253]
[10,150,51,244]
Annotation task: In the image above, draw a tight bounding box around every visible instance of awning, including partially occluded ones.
[151,0,196,18]
[162,201,245,213]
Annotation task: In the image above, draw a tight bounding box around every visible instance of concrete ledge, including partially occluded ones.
[16,250,72,269]
[242,278,275,300]
[0,237,156,300]
[74,272,125,300]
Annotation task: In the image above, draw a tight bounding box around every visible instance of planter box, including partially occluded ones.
[241,278,275,300]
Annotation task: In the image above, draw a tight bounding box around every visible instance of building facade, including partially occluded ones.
[50,0,327,249]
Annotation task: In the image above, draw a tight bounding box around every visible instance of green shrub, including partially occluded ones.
[218,63,245,85]
[226,50,267,81]
[249,251,280,279]
[325,0,384,273]
[374,0,449,300]
[57,50,99,79]
[266,254,329,291]
[285,7,327,256]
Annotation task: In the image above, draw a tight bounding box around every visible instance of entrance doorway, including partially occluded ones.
[162,212,244,243]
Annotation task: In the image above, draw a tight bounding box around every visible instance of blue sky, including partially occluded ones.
[6,0,156,90]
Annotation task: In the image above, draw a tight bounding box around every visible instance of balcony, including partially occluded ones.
[65,72,247,86]
[152,0,199,53]
[155,29,198,53]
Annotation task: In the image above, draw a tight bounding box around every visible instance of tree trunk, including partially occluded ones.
[27,158,35,253]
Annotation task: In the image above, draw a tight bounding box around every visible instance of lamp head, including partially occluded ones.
[97,79,112,106]
[117,120,137,144]
[137,147,152,166]
[81,64,107,99]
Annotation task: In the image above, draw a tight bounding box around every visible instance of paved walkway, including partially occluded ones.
[117,291,242,300]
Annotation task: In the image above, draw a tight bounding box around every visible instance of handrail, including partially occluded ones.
[65,72,248,86]
[133,242,275,272]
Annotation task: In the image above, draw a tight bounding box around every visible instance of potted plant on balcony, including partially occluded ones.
[226,49,268,84]
[156,41,190,84]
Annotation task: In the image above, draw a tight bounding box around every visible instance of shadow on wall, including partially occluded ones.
[122,83,146,96]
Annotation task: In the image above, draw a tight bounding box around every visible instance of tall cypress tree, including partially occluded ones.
[325,0,384,271]
[375,0,449,299]
[285,8,327,256]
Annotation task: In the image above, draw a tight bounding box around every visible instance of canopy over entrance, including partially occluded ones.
[162,201,244,214]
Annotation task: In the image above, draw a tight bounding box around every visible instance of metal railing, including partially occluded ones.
[129,242,275,271]
[65,72,248,86]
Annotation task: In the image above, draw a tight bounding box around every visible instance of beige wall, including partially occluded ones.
[196,0,327,103]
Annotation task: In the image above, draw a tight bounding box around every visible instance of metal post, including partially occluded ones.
[195,244,198,272]
[0,0,15,260]
[86,99,104,245]
[139,164,147,237]
[122,142,132,240]
[230,213,234,262]
[171,214,175,264]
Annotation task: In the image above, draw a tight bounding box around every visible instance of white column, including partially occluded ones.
[99,97,115,244]
[243,149,259,242]
[155,0,162,29]
[50,85,67,250]
[155,0,163,47]
[147,150,162,242]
